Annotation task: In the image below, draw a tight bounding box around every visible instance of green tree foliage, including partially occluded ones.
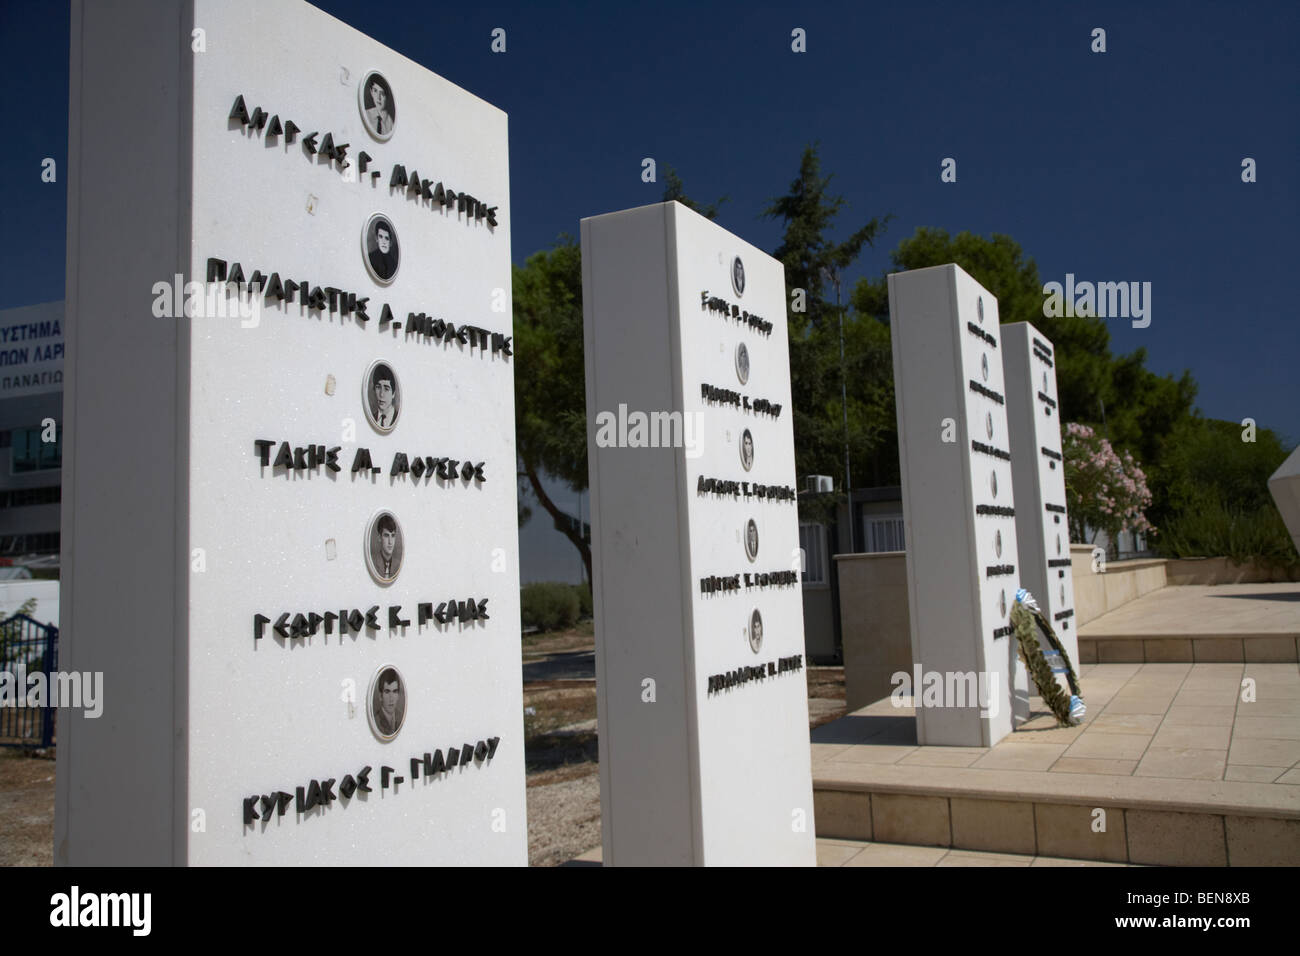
[854,227,1138,428]
[513,168,1282,574]
[853,227,1199,526]
[1153,417,1297,568]
[0,597,39,668]
[1157,417,1290,515]
[1105,347,1199,492]
[1159,498,1297,571]
[661,165,727,220]
[512,180,725,581]
[765,146,890,337]
[512,236,591,580]
[520,581,580,633]
[762,145,892,486]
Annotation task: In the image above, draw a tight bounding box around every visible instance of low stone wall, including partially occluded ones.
[838,546,1169,708]
[802,584,839,663]
[1070,544,1167,628]
[1165,556,1300,585]
[834,552,911,712]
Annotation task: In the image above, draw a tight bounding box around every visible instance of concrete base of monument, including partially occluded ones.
[1078,583,1300,664]
[810,662,1300,866]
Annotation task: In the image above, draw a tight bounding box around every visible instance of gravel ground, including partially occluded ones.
[0,749,605,868]
[518,657,847,866]
[0,647,844,867]
[526,767,601,867]
[0,750,54,866]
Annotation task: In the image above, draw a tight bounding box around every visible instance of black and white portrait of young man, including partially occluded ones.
[363,213,400,284]
[359,71,395,141]
[364,359,400,433]
[366,510,404,585]
[368,665,405,741]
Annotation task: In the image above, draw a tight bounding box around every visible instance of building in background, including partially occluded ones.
[0,301,63,568]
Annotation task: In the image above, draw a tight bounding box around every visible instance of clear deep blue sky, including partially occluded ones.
[1,0,1296,443]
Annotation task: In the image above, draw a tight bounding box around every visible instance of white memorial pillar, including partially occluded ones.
[888,264,1026,747]
[1002,323,1080,668]
[1268,446,1300,553]
[582,202,816,866]
[57,0,525,865]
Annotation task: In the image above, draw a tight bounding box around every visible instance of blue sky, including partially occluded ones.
[2,0,1296,450]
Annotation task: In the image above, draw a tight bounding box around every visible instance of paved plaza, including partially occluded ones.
[814,661,1300,787]
[811,583,1299,865]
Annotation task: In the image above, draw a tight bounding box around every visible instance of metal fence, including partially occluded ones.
[0,614,58,748]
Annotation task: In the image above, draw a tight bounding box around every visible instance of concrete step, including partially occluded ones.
[1076,583,1300,664]
[811,775,1289,868]
[813,660,1300,867]
[1079,634,1299,664]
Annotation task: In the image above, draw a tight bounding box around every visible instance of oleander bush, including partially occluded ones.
[1063,422,1154,547]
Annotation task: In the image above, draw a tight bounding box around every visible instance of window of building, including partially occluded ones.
[862,514,905,553]
[798,523,827,587]
[10,426,61,474]
[0,531,60,555]
[0,486,61,508]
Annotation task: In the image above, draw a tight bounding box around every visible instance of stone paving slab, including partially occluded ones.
[812,659,1300,864]
[812,663,1300,817]
[1078,583,1300,638]
[815,758,1300,817]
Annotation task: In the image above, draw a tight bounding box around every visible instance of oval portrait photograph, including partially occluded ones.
[744,518,759,562]
[358,71,395,141]
[365,509,404,585]
[739,427,754,472]
[748,608,763,654]
[731,255,745,297]
[363,359,400,434]
[362,213,400,285]
[367,664,406,742]
[735,341,750,385]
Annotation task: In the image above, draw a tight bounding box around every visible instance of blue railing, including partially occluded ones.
[0,614,58,748]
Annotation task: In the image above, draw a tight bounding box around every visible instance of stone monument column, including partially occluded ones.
[1003,322,1080,668]
[582,201,816,865]
[888,264,1025,747]
[58,0,525,865]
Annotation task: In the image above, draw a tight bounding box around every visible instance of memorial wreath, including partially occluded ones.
[1010,589,1085,726]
